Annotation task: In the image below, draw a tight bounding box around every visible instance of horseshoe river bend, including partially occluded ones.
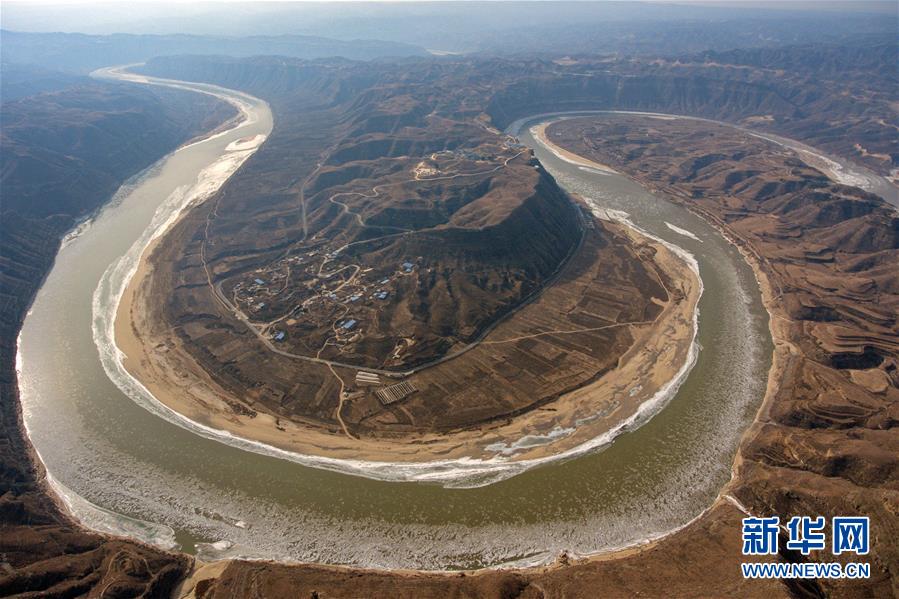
[17,69,775,570]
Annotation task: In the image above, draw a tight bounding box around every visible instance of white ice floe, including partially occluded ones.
[665,222,703,242]
[578,165,616,176]
[529,126,618,175]
[46,472,178,550]
[484,425,577,456]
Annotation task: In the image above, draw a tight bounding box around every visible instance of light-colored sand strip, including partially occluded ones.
[530,123,619,173]
[509,109,897,210]
[226,134,267,152]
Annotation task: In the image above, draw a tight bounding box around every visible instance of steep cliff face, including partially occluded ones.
[141,46,896,179]
[346,165,582,367]
[0,73,235,597]
[484,44,897,178]
[137,55,371,111]
[486,72,799,129]
[695,42,897,78]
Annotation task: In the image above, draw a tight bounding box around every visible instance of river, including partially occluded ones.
[16,73,792,569]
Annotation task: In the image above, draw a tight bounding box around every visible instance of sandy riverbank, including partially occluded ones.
[115,191,701,476]
[531,122,620,173]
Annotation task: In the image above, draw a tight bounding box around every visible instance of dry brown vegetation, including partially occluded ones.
[186,103,898,599]
[343,218,669,434]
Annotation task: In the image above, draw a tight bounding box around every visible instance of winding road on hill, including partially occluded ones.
[205,149,585,378]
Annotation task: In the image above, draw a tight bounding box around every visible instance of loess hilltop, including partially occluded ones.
[130,56,673,439]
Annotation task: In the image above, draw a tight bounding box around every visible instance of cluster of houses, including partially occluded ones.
[266,259,419,345]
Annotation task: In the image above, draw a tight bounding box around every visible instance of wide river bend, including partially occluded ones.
[17,75,791,569]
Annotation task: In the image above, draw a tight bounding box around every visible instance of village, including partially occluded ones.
[411,138,526,181]
[220,248,426,406]
[225,247,422,366]
[214,136,530,408]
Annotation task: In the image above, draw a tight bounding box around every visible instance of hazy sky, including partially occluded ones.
[3,0,893,46]
[1,0,893,4]
[2,0,895,12]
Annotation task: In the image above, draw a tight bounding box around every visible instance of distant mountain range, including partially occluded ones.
[0,30,429,74]
[2,1,896,56]
[0,62,87,101]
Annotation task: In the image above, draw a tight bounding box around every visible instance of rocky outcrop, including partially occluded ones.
[486,71,800,129]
